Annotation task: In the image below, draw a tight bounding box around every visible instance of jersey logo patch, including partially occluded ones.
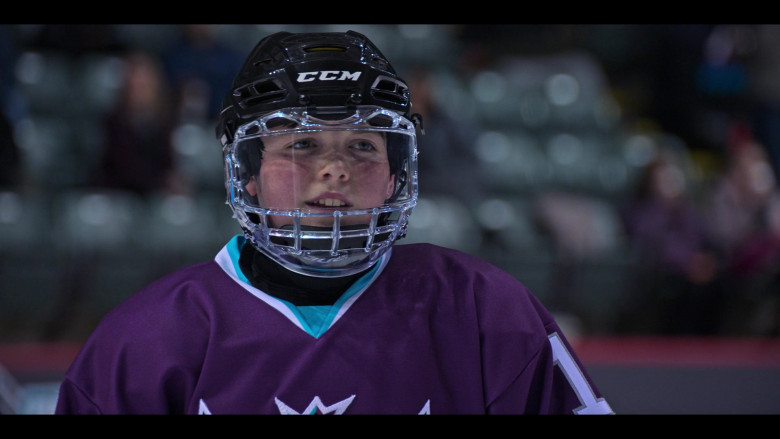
[198,396,431,414]
[275,395,355,414]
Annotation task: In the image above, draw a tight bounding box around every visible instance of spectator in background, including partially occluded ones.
[406,68,484,205]
[161,24,244,123]
[706,129,780,274]
[0,27,22,187]
[94,51,188,196]
[745,25,780,185]
[617,147,721,334]
[1,25,26,124]
[703,131,780,334]
[0,110,20,188]
[24,24,124,57]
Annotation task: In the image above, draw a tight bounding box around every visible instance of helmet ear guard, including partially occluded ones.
[235,137,263,188]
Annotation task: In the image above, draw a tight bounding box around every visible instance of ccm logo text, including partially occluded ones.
[297,71,362,82]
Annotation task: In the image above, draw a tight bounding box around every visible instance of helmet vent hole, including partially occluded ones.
[367,114,394,128]
[371,78,409,106]
[304,45,347,53]
[265,117,298,130]
[252,79,285,96]
[374,79,398,92]
[252,57,274,68]
[372,57,390,69]
[238,79,287,108]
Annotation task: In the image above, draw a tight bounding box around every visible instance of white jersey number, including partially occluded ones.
[548,333,614,414]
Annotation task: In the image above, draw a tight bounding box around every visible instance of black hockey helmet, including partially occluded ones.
[216,30,413,145]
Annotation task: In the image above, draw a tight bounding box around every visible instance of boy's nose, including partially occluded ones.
[317,155,350,181]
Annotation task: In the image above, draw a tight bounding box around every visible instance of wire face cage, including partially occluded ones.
[222,106,419,277]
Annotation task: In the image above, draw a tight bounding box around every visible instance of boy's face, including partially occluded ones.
[244,130,394,228]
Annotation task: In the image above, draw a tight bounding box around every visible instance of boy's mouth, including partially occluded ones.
[309,198,349,207]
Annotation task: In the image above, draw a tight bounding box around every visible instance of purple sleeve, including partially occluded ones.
[55,378,102,414]
[483,287,613,414]
[54,262,219,414]
[392,243,613,415]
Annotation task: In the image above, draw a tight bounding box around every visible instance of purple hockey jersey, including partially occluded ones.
[55,236,613,415]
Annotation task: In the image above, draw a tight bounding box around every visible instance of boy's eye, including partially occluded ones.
[290,139,315,149]
[352,141,376,152]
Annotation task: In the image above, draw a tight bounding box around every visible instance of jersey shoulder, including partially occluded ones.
[391,242,529,294]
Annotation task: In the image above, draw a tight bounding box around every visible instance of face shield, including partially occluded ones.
[223,105,419,277]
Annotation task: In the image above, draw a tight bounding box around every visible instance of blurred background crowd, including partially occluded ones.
[1,24,779,344]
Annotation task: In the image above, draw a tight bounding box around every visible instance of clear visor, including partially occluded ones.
[223,106,418,276]
[226,106,417,223]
